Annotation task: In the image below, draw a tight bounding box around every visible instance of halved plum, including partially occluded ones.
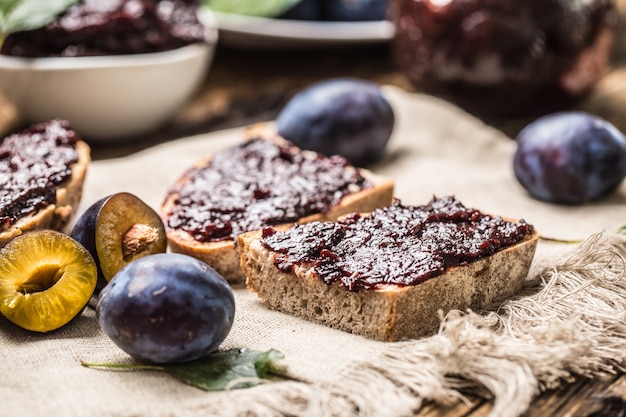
[0,230,97,332]
[71,192,167,292]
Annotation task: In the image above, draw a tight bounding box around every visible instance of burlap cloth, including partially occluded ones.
[2,87,626,417]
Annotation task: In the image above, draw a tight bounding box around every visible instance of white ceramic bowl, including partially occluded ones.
[0,18,218,142]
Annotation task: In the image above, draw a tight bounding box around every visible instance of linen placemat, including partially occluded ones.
[2,87,626,417]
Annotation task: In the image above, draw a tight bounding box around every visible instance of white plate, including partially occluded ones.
[205,10,395,49]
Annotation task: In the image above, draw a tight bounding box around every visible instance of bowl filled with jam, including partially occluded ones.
[0,0,218,142]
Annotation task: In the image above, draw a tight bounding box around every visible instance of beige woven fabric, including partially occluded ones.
[2,87,626,417]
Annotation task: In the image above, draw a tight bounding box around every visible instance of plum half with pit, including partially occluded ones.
[0,230,97,332]
[276,78,394,166]
[97,253,235,364]
[71,192,167,292]
[513,111,626,205]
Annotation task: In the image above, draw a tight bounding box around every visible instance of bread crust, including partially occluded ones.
[0,140,90,247]
[161,129,395,286]
[239,219,539,341]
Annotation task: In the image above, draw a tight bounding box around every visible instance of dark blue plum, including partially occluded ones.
[96,253,235,364]
[513,112,626,204]
[324,0,388,21]
[277,78,394,167]
[279,0,323,20]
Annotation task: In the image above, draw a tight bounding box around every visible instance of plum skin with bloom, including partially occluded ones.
[96,253,235,364]
[279,0,387,21]
[513,112,626,204]
[325,0,388,21]
[279,0,322,19]
[277,78,394,167]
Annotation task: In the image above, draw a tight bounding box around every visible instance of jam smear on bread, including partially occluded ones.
[165,137,372,243]
[261,196,535,291]
[0,120,80,231]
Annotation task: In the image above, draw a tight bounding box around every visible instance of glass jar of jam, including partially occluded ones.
[388,0,617,120]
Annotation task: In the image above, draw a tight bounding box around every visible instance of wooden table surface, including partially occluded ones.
[4,3,626,416]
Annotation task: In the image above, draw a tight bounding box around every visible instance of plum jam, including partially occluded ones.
[0,120,79,231]
[389,0,617,119]
[261,196,534,291]
[0,0,206,57]
[165,138,372,242]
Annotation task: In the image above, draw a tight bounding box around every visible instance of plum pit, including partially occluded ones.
[122,223,161,261]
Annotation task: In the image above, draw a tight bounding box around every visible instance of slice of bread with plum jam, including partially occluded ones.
[0,120,90,247]
[161,126,394,286]
[238,196,539,341]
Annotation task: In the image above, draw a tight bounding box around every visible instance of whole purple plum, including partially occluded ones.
[277,78,394,167]
[513,112,626,204]
[325,0,388,21]
[96,253,235,364]
[279,0,323,20]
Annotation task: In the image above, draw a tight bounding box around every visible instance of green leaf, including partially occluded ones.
[81,348,289,392]
[0,0,79,38]
[203,0,302,17]
[165,348,287,391]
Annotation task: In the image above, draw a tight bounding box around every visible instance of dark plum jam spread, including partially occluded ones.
[0,0,206,57]
[261,196,534,291]
[0,120,79,231]
[166,138,372,242]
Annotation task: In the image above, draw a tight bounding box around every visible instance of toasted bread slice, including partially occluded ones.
[161,127,394,286]
[0,121,90,247]
[239,198,539,341]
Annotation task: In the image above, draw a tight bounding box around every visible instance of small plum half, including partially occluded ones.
[71,192,167,292]
[0,230,97,332]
